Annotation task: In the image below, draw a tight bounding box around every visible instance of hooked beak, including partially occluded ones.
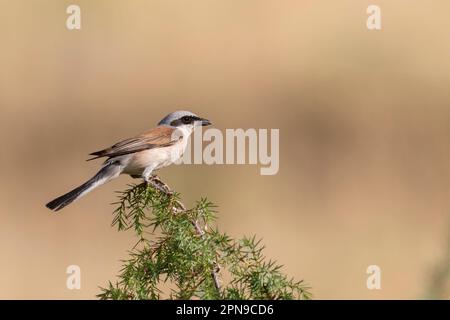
[201,118,212,126]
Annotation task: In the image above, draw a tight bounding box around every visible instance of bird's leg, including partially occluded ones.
[143,175,166,193]
[150,180,168,194]
[142,167,159,189]
[142,168,171,195]
[149,175,172,194]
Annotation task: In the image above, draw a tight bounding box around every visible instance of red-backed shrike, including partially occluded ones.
[46,110,211,211]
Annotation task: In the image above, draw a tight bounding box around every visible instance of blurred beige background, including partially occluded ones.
[1,0,450,299]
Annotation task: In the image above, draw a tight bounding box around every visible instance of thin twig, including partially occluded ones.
[144,176,222,293]
[192,218,221,292]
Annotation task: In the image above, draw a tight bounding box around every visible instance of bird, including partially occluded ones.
[46,110,211,211]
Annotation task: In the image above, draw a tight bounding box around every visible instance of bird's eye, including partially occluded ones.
[181,116,191,124]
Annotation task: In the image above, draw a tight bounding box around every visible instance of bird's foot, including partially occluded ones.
[145,176,173,195]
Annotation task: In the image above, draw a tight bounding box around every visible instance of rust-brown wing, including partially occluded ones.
[87,126,180,160]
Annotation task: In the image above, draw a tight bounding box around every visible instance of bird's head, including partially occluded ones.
[158,110,211,133]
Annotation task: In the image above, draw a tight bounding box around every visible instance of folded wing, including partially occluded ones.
[87,126,180,160]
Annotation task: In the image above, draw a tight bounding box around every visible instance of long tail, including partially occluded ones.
[46,163,122,212]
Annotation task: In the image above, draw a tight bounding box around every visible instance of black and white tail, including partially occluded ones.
[46,164,121,211]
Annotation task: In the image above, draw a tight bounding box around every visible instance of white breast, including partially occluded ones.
[122,138,189,176]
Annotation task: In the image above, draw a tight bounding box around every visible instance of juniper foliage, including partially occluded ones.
[98,182,311,300]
